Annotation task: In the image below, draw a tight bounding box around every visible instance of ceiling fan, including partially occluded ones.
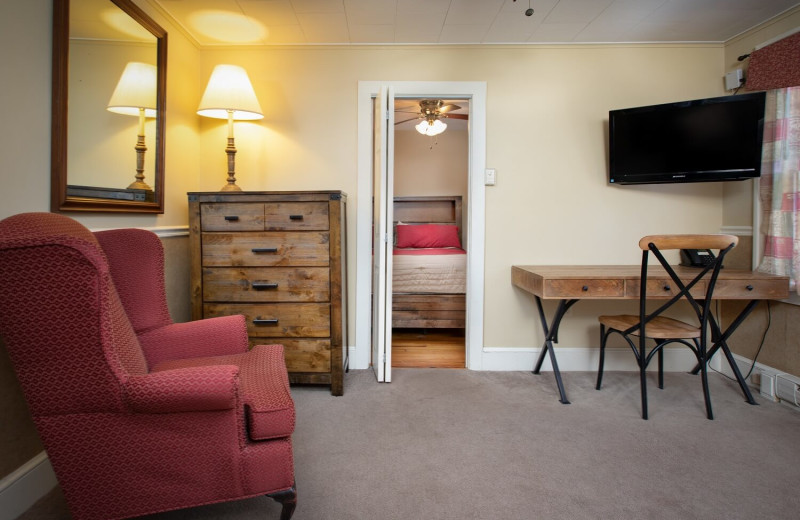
[395,99,468,136]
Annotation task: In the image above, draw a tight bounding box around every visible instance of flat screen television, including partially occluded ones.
[608,92,766,185]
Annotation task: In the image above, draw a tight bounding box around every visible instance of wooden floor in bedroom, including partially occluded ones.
[391,328,466,368]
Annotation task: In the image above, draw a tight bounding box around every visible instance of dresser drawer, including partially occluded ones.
[204,303,331,337]
[201,203,264,231]
[249,338,331,373]
[202,232,330,267]
[203,267,330,302]
[265,202,329,230]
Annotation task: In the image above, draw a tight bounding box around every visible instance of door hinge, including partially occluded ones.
[384,233,390,243]
[385,109,390,121]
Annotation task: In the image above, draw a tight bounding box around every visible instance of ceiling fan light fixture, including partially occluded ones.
[415,118,447,137]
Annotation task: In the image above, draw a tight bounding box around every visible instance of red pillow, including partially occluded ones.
[395,224,461,249]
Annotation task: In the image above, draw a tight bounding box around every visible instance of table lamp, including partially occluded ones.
[197,64,263,191]
[107,61,157,191]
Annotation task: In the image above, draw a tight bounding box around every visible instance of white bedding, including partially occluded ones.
[392,250,466,294]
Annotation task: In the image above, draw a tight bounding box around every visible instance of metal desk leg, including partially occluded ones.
[533,296,578,404]
[690,299,759,405]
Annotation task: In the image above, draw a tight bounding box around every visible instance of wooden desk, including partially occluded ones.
[511,265,790,404]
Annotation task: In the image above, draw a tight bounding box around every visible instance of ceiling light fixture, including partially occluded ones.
[415,118,447,137]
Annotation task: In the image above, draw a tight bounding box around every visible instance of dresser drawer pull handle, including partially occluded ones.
[251,247,278,253]
[252,282,279,290]
[663,284,671,291]
[582,285,589,292]
[746,285,754,291]
[224,215,239,221]
[253,318,279,325]
[289,214,304,220]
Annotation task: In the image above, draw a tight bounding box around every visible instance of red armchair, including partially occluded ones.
[0,213,297,520]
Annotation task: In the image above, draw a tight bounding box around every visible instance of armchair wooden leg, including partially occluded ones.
[267,485,297,520]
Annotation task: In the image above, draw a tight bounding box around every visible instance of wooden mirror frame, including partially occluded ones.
[51,0,167,213]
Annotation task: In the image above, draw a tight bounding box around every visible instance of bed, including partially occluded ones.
[391,196,466,329]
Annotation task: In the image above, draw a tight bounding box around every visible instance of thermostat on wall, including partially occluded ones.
[725,69,744,90]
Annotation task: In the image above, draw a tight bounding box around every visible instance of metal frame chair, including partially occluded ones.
[596,234,738,420]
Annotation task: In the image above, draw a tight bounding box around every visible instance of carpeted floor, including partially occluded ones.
[20,369,800,519]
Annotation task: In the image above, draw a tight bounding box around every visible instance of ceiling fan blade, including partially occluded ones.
[395,116,420,125]
[395,108,422,114]
[444,113,468,120]
[438,104,462,113]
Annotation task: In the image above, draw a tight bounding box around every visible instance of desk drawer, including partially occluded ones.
[714,279,788,299]
[204,303,331,337]
[544,279,624,298]
[203,267,330,302]
[628,279,707,298]
[202,232,330,267]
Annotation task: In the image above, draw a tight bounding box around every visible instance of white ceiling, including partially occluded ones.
[151,0,800,46]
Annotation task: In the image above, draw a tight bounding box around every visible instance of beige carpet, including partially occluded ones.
[21,369,800,519]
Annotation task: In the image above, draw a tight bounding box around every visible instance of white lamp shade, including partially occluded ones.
[107,62,157,118]
[415,119,447,136]
[197,64,263,120]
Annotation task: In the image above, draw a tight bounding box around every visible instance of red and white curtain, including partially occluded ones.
[757,86,800,294]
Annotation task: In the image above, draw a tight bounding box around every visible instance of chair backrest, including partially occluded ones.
[0,213,148,418]
[636,234,738,336]
[94,228,173,334]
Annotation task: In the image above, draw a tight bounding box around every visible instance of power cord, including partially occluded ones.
[708,300,771,381]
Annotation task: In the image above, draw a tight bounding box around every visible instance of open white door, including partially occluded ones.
[371,86,394,382]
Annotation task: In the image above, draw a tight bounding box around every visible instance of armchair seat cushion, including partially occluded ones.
[152,344,295,440]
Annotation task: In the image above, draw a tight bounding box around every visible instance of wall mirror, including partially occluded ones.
[52,0,167,213]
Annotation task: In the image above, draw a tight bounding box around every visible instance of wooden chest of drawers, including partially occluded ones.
[188,191,347,395]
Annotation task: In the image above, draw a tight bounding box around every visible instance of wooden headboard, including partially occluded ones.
[393,196,463,242]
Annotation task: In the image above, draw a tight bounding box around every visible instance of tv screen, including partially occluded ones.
[608,92,766,185]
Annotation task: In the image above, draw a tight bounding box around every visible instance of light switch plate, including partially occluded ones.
[485,168,496,186]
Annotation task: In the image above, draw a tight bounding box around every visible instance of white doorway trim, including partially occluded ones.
[355,81,487,371]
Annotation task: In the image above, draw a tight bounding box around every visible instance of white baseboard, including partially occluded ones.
[480,346,699,372]
[0,452,58,520]
[349,344,703,373]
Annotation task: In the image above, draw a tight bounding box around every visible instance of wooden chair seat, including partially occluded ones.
[598,315,701,339]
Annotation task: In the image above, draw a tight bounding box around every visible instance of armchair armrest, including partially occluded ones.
[138,315,250,367]
[126,365,240,413]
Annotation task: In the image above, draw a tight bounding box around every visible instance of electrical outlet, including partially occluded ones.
[759,370,777,401]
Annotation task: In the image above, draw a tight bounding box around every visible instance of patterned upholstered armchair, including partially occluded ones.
[0,213,297,520]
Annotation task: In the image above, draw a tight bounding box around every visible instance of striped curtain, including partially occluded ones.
[757,87,800,295]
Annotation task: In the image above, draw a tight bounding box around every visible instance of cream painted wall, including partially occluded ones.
[197,44,727,352]
[394,128,468,200]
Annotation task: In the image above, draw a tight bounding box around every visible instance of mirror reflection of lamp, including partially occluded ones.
[106,62,157,191]
[197,64,263,191]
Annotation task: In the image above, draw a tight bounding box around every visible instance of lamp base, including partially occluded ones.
[220,136,241,192]
[127,180,153,191]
